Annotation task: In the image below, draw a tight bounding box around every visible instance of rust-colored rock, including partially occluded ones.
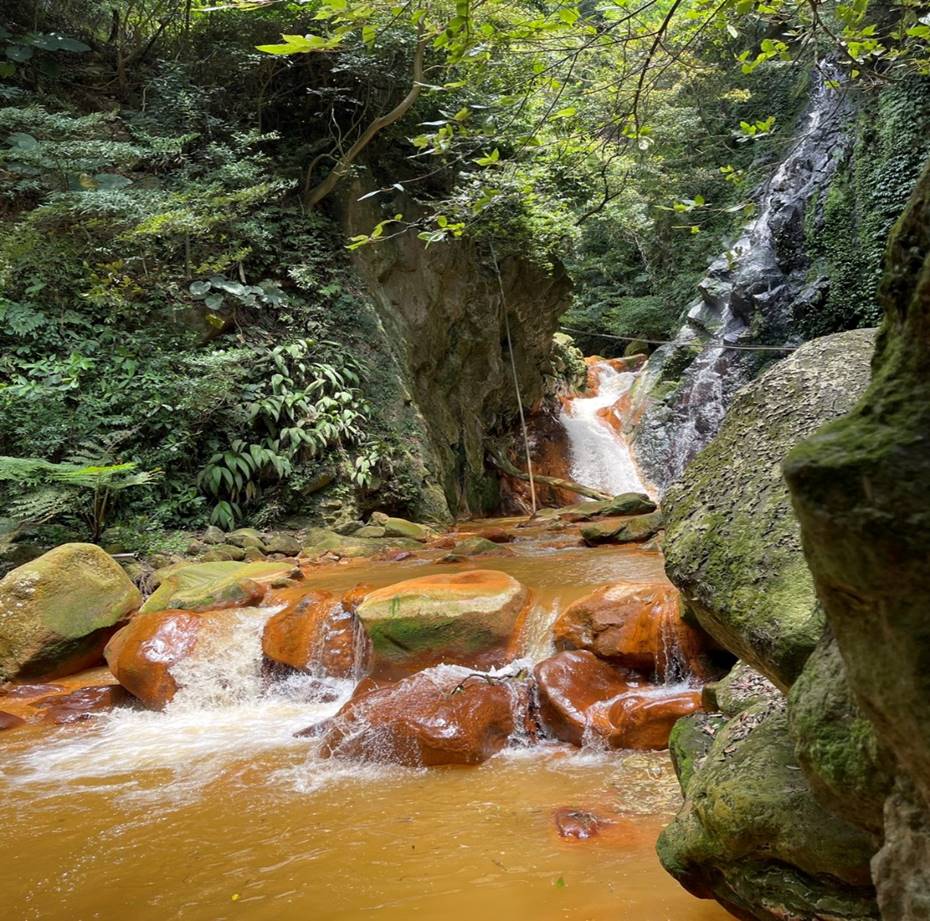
[554,807,604,840]
[318,665,520,766]
[534,650,699,750]
[605,688,701,749]
[104,610,204,710]
[534,650,636,746]
[37,684,131,724]
[0,682,64,699]
[554,581,710,680]
[0,710,24,731]
[477,527,515,544]
[261,590,368,679]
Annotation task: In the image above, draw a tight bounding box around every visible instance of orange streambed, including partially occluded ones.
[0,520,732,921]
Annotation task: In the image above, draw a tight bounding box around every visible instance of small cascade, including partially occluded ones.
[559,360,649,496]
[631,63,853,491]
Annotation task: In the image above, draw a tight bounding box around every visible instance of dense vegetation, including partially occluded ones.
[1,0,928,555]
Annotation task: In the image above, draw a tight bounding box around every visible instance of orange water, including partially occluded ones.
[0,521,732,921]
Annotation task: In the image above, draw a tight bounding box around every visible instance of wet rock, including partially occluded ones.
[104,610,204,709]
[427,535,457,550]
[553,581,711,680]
[0,682,64,699]
[0,543,141,681]
[318,665,519,766]
[450,536,513,557]
[580,511,663,546]
[0,710,24,730]
[37,684,131,724]
[356,570,530,677]
[658,701,879,921]
[534,650,632,746]
[554,807,603,840]
[534,650,699,750]
[663,329,876,691]
[262,590,368,679]
[141,560,292,613]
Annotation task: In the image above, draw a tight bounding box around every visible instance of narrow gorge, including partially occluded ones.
[1,3,929,921]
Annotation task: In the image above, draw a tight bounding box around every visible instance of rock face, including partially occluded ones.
[0,543,141,681]
[784,163,930,919]
[262,589,368,679]
[343,181,571,518]
[355,570,529,677]
[104,610,204,709]
[553,581,710,680]
[663,328,876,691]
[318,665,520,766]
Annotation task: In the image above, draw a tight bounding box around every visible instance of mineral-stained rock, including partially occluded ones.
[105,610,204,709]
[355,570,529,677]
[262,589,368,679]
[533,650,699,750]
[553,581,711,680]
[0,710,24,730]
[37,684,131,724]
[0,543,141,681]
[317,665,520,766]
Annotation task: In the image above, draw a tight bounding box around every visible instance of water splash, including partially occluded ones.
[559,361,647,495]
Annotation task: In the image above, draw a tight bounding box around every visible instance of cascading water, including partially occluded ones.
[559,361,650,496]
[630,63,853,491]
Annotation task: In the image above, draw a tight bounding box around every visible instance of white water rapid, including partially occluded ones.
[559,361,648,496]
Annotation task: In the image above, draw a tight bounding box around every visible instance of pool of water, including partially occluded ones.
[0,523,731,921]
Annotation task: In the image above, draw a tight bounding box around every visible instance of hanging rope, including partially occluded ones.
[490,243,537,515]
[558,325,799,352]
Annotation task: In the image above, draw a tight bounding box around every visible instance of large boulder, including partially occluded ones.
[783,164,930,917]
[553,581,712,680]
[0,543,141,681]
[663,328,876,691]
[658,700,879,921]
[317,665,521,766]
[580,511,663,546]
[355,570,529,677]
[141,560,292,614]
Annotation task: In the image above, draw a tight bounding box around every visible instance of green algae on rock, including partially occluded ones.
[0,543,141,681]
[580,510,664,545]
[662,328,876,691]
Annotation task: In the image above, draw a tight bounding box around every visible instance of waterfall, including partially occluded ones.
[630,63,853,491]
[559,361,649,496]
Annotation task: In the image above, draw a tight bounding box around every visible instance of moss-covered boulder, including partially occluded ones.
[701,660,779,717]
[0,543,141,681]
[141,560,293,613]
[560,492,657,521]
[355,570,529,677]
[784,163,930,917]
[658,700,879,921]
[663,328,876,691]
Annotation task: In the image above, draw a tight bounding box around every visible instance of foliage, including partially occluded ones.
[0,453,158,541]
